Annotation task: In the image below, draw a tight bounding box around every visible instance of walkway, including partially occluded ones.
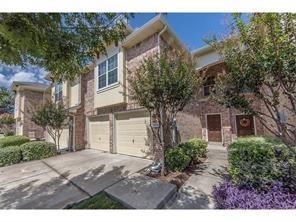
[169,144,228,209]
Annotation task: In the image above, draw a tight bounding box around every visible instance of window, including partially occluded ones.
[54,83,63,102]
[98,54,118,90]
[203,75,215,96]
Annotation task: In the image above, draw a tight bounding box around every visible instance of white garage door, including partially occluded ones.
[116,110,151,158]
[88,116,110,152]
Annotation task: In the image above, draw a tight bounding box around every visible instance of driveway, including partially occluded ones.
[0,149,152,209]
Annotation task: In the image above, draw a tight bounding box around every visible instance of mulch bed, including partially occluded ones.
[142,157,207,190]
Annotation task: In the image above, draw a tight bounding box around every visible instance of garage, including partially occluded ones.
[88,115,110,152]
[115,110,151,158]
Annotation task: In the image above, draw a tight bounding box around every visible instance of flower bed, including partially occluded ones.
[143,138,208,189]
[213,180,296,209]
[213,136,296,209]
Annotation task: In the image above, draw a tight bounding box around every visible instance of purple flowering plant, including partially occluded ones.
[213,180,296,209]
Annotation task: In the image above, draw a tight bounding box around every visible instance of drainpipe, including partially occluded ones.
[157,25,167,175]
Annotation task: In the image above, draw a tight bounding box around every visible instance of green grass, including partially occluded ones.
[69,192,126,209]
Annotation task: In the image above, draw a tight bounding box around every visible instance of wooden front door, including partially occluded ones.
[207,114,222,142]
[236,115,255,137]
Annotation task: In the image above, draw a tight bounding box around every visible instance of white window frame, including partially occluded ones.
[97,53,119,92]
[54,83,63,103]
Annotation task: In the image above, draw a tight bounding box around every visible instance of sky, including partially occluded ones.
[0,13,232,89]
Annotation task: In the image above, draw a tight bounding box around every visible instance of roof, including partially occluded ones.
[122,14,187,51]
[11,81,50,92]
[191,45,214,56]
[45,15,187,82]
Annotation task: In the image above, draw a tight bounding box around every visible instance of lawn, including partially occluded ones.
[69,192,126,209]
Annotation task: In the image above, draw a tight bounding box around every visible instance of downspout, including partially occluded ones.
[157,25,167,54]
[158,25,167,175]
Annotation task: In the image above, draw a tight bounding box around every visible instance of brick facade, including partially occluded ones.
[69,70,94,151]
[176,63,267,146]
[43,19,293,154]
[22,89,51,139]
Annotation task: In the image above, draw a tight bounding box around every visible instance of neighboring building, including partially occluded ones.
[12,81,50,140]
[21,15,286,159]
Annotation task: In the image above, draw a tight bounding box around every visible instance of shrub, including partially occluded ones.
[0,146,22,167]
[213,180,296,209]
[279,156,296,193]
[0,135,30,148]
[165,147,190,172]
[181,138,208,162]
[21,141,57,161]
[227,136,293,190]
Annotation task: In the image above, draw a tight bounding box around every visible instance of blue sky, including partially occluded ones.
[0,13,233,88]
[130,13,232,50]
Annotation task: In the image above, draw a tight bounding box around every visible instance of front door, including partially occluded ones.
[207,114,222,142]
[236,115,255,137]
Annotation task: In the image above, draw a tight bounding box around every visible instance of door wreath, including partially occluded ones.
[239,118,250,127]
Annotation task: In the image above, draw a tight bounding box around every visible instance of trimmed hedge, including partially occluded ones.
[228,136,294,190]
[0,146,22,167]
[181,138,208,162]
[0,135,30,148]
[165,147,190,172]
[21,141,57,161]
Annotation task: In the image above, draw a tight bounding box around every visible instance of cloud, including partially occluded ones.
[0,73,9,87]
[0,64,48,88]
[0,71,48,88]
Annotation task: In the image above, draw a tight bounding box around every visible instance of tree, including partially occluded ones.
[0,113,14,135]
[128,49,200,175]
[0,13,131,81]
[31,101,68,151]
[0,87,14,114]
[207,13,296,148]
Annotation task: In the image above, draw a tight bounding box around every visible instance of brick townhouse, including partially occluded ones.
[14,14,277,159]
[12,81,50,140]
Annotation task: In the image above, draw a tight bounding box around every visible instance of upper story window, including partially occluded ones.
[203,75,215,96]
[54,83,63,102]
[98,54,118,90]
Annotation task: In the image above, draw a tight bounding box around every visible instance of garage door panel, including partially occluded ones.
[116,111,151,158]
[89,116,110,152]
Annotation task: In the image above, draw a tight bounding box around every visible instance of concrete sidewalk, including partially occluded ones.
[0,150,152,209]
[169,145,228,209]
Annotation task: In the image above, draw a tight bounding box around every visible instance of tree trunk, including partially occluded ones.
[160,105,165,176]
[57,132,60,152]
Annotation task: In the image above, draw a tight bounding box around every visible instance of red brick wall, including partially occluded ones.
[71,70,95,150]
[22,89,50,139]
[83,70,95,117]
[176,62,269,146]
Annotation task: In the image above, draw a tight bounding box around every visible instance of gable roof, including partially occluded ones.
[122,14,187,51]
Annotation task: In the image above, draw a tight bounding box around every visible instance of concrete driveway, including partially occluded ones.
[0,149,152,209]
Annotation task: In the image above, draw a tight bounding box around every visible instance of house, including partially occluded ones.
[18,15,278,158]
[12,81,50,140]
[177,45,267,146]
